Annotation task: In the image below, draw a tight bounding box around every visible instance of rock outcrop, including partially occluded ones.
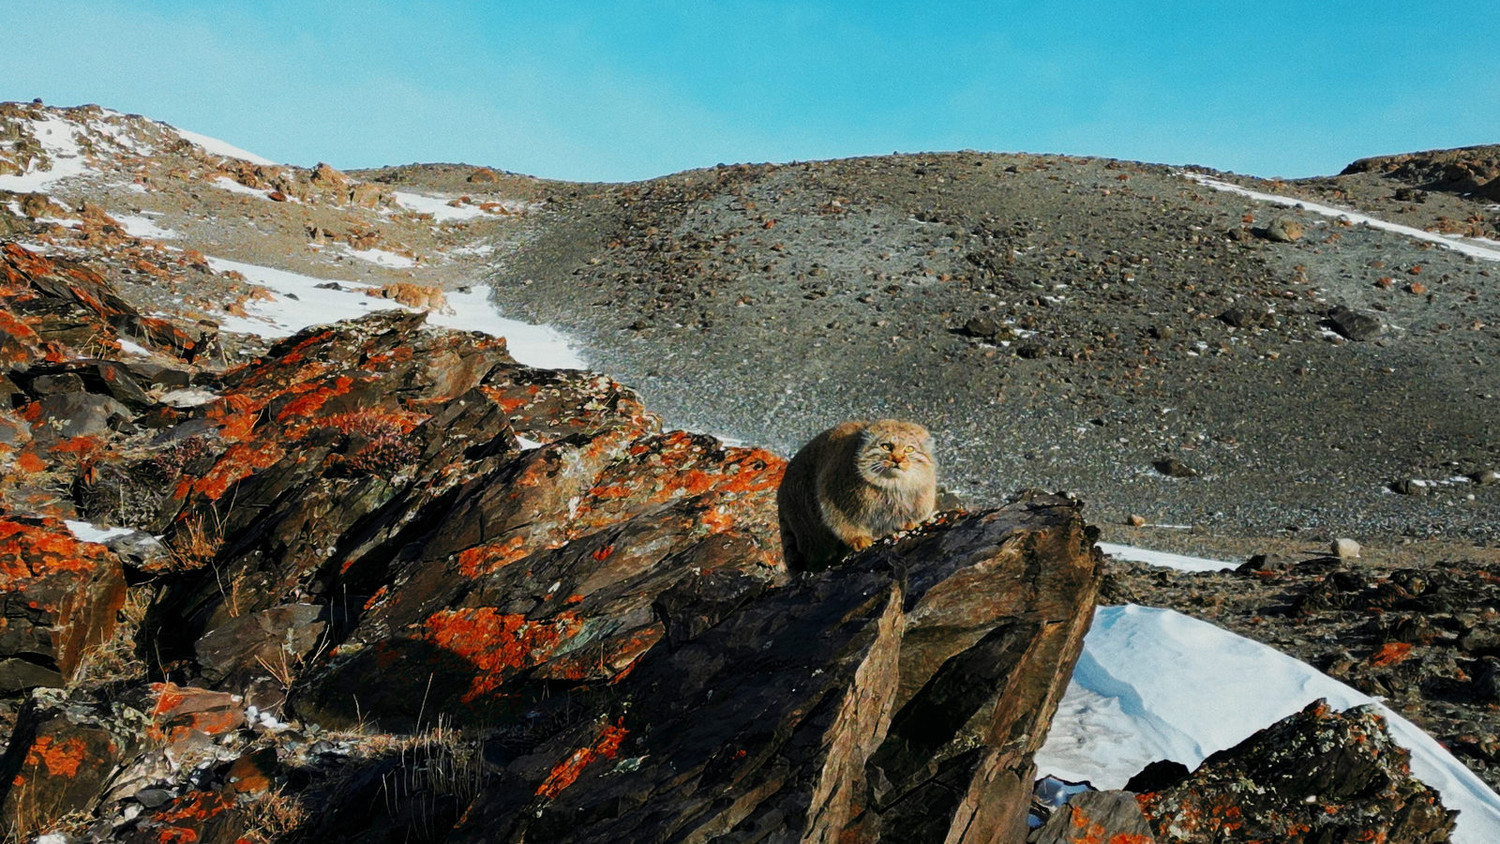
[0,247,1105,841]
[1138,700,1456,843]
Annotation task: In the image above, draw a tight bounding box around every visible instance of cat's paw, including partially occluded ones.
[847,536,874,551]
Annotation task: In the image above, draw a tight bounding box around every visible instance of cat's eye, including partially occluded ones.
[882,443,894,451]
[903,445,914,454]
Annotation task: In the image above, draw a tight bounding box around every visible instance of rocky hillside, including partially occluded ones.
[0,100,1494,841]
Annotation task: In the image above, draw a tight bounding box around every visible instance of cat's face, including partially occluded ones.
[857,420,934,485]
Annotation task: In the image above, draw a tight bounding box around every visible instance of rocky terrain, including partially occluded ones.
[0,100,1496,841]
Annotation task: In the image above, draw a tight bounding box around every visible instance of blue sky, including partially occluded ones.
[5,1,1497,182]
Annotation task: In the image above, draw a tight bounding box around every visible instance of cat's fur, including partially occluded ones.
[777,419,937,571]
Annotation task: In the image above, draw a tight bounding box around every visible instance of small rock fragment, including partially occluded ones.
[1153,458,1197,479]
[1333,538,1362,560]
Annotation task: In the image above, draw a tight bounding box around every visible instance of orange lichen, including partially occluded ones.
[23,735,88,778]
[535,717,629,800]
[456,535,535,579]
[276,374,356,423]
[478,385,532,414]
[151,791,235,843]
[15,450,46,474]
[187,437,286,500]
[422,608,582,702]
[0,517,110,581]
[1371,642,1413,667]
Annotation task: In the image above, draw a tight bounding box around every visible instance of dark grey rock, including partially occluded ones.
[1153,458,1197,478]
[1326,306,1385,341]
[36,391,132,437]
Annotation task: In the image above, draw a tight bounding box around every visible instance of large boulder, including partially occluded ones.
[446,496,1101,843]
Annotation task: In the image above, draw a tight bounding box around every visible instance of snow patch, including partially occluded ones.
[345,246,416,269]
[1037,605,1500,843]
[0,113,92,193]
[391,191,487,222]
[205,256,387,337]
[211,176,275,199]
[117,338,152,356]
[172,127,278,165]
[159,388,220,408]
[203,258,585,369]
[448,242,496,257]
[113,212,176,240]
[64,520,133,544]
[1187,173,1500,263]
[1095,542,1237,572]
[426,285,585,369]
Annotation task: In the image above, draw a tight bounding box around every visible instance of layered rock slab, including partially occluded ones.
[449,497,1101,843]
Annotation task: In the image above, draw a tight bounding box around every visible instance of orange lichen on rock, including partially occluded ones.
[0,517,111,580]
[456,535,535,579]
[15,450,46,474]
[1371,642,1414,667]
[150,790,236,843]
[422,608,582,702]
[148,683,245,743]
[535,717,629,801]
[275,374,357,425]
[185,437,287,501]
[22,735,88,778]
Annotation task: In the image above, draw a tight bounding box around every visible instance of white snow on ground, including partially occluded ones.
[171,127,278,166]
[345,246,416,269]
[1038,604,1500,843]
[427,285,586,369]
[391,191,487,222]
[0,113,92,193]
[205,256,391,337]
[112,212,176,240]
[204,258,584,369]
[211,176,275,199]
[63,520,133,544]
[1096,542,1237,572]
[448,242,496,257]
[1187,173,1500,262]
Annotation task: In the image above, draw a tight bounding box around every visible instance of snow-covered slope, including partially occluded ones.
[1039,577,1500,843]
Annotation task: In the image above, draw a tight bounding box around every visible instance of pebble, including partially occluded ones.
[1333,538,1362,559]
